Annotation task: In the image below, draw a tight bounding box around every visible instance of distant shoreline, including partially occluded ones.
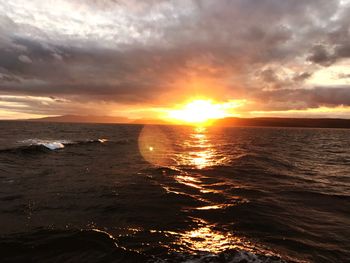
[1,115,350,129]
[214,117,350,129]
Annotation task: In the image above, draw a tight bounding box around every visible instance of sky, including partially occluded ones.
[0,0,350,120]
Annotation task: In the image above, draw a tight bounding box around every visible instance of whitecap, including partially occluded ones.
[41,142,65,150]
[19,139,70,150]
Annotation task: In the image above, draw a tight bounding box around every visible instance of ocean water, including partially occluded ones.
[0,121,349,263]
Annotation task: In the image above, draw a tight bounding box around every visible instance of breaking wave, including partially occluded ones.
[0,138,110,154]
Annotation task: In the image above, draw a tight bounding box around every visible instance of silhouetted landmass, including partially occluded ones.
[12,115,350,128]
[27,115,130,124]
[130,119,170,125]
[215,117,350,129]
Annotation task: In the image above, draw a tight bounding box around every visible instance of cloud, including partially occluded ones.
[251,86,350,112]
[308,45,335,66]
[0,0,349,117]
[338,73,350,79]
[18,55,32,64]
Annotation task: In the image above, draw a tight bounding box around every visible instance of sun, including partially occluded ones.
[166,99,232,125]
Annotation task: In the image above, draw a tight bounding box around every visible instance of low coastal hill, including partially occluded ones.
[214,117,350,129]
[9,115,350,128]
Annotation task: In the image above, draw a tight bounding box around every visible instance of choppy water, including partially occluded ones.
[0,121,349,263]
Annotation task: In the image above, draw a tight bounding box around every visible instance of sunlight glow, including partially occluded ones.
[251,105,350,118]
[166,99,244,125]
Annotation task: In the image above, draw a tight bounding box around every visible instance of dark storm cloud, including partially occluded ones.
[0,0,350,115]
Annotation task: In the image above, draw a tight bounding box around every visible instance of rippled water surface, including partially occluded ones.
[0,121,349,262]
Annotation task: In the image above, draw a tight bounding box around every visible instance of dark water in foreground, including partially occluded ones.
[0,122,349,263]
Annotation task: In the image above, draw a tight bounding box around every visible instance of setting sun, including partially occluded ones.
[1,1,350,263]
[166,99,243,125]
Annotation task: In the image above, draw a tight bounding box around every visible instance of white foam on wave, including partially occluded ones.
[18,138,109,150]
[19,139,71,150]
[41,142,65,150]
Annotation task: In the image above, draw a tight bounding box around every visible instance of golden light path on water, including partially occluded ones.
[138,125,263,255]
[174,126,227,169]
[171,218,257,254]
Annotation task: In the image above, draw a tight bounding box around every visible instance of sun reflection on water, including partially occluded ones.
[138,125,227,169]
[137,126,263,258]
[175,175,203,190]
[175,126,227,169]
[174,218,254,254]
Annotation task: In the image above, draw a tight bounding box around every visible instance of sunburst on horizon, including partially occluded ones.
[164,99,245,125]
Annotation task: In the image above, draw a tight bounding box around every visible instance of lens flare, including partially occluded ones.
[138,125,173,167]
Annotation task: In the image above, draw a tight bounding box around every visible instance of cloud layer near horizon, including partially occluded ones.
[0,0,350,118]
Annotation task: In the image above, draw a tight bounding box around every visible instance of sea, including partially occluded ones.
[0,121,349,263]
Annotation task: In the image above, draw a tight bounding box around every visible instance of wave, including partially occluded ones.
[0,229,148,263]
[0,228,293,263]
[0,144,58,154]
[231,153,295,170]
[277,189,350,201]
[20,139,70,150]
[0,138,110,154]
[173,249,290,263]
